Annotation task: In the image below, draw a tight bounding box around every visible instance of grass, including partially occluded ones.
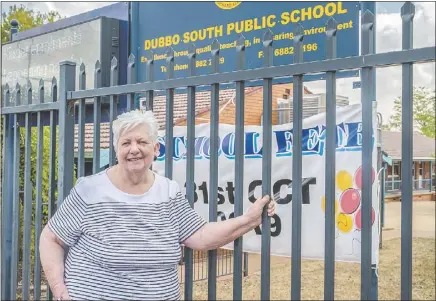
[181,238,435,300]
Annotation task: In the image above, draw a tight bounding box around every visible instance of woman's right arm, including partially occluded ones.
[39,225,71,300]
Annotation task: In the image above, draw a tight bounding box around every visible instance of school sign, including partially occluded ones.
[131,1,360,82]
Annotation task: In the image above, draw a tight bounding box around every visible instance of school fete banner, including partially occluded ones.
[154,104,380,264]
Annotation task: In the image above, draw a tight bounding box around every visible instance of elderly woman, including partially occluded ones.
[39,109,275,300]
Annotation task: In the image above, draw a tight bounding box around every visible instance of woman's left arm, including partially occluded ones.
[182,195,274,251]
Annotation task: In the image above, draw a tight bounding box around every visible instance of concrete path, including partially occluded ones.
[382,201,435,240]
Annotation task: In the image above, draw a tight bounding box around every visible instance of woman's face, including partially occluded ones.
[116,124,159,174]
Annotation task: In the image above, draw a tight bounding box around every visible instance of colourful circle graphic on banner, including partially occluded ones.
[354,207,376,230]
[336,170,353,191]
[336,213,353,233]
[354,165,376,190]
[321,196,339,215]
[339,188,361,214]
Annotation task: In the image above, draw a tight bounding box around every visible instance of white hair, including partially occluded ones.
[112,109,159,151]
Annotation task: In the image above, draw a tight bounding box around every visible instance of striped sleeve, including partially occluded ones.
[170,182,207,243]
[47,186,87,247]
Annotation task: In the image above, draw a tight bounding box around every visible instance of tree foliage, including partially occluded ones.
[1,4,63,44]
[384,86,436,139]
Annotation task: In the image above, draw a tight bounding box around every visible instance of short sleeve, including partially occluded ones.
[170,181,207,243]
[47,183,87,247]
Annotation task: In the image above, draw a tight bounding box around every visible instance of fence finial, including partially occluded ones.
[326,17,338,37]
[188,43,196,58]
[39,78,44,89]
[26,79,32,91]
[293,23,305,43]
[146,50,154,63]
[236,34,246,51]
[166,47,174,62]
[263,29,273,45]
[80,62,85,73]
[401,2,415,21]
[128,53,135,66]
[111,56,118,70]
[211,39,220,49]
[362,10,375,29]
[95,60,101,71]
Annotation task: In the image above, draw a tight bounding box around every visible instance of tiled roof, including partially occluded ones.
[381,130,435,159]
[74,87,256,153]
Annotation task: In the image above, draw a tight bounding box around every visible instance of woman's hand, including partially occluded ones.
[244,195,275,228]
[52,283,71,300]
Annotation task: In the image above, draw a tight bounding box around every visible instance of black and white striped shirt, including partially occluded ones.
[48,170,206,300]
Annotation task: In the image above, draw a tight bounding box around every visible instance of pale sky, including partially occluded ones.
[2,1,435,124]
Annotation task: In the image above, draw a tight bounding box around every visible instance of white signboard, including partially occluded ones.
[155,104,380,264]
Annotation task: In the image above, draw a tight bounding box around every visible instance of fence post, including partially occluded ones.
[1,20,19,300]
[58,61,76,205]
[1,85,13,301]
[401,3,415,300]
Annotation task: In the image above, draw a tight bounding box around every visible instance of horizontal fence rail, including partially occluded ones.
[66,46,435,101]
[1,3,435,301]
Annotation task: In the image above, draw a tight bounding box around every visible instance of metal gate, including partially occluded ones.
[1,3,435,300]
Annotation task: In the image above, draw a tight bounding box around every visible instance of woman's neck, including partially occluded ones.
[108,165,155,195]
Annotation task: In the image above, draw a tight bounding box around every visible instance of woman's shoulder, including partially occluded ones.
[72,170,108,199]
[153,173,183,199]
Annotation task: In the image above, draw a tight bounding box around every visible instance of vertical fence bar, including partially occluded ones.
[146,51,154,111]
[109,57,119,166]
[261,29,273,301]
[47,78,57,301]
[77,63,86,177]
[291,24,304,301]
[233,34,246,301]
[381,164,386,228]
[184,43,196,301]
[165,47,174,179]
[324,17,338,301]
[22,80,33,301]
[10,83,21,299]
[401,3,415,300]
[430,161,433,192]
[58,61,76,205]
[78,63,86,178]
[93,61,102,174]
[1,84,12,301]
[34,79,45,301]
[360,10,375,301]
[127,54,136,111]
[208,39,220,301]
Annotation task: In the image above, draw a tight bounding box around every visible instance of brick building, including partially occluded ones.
[74,83,350,175]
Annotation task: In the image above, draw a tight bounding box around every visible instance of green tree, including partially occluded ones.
[1,4,63,44]
[385,86,436,139]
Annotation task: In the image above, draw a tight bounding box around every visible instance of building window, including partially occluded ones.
[393,162,401,176]
[419,161,424,176]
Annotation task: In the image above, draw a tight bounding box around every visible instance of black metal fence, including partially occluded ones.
[2,3,436,300]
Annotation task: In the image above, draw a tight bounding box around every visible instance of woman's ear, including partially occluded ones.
[154,142,160,160]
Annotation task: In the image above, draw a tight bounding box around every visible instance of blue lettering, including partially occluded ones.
[173,136,186,161]
[245,132,262,158]
[302,126,323,155]
[275,130,292,157]
[194,136,206,159]
[157,137,166,161]
[222,133,235,159]
[345,122,362,149]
